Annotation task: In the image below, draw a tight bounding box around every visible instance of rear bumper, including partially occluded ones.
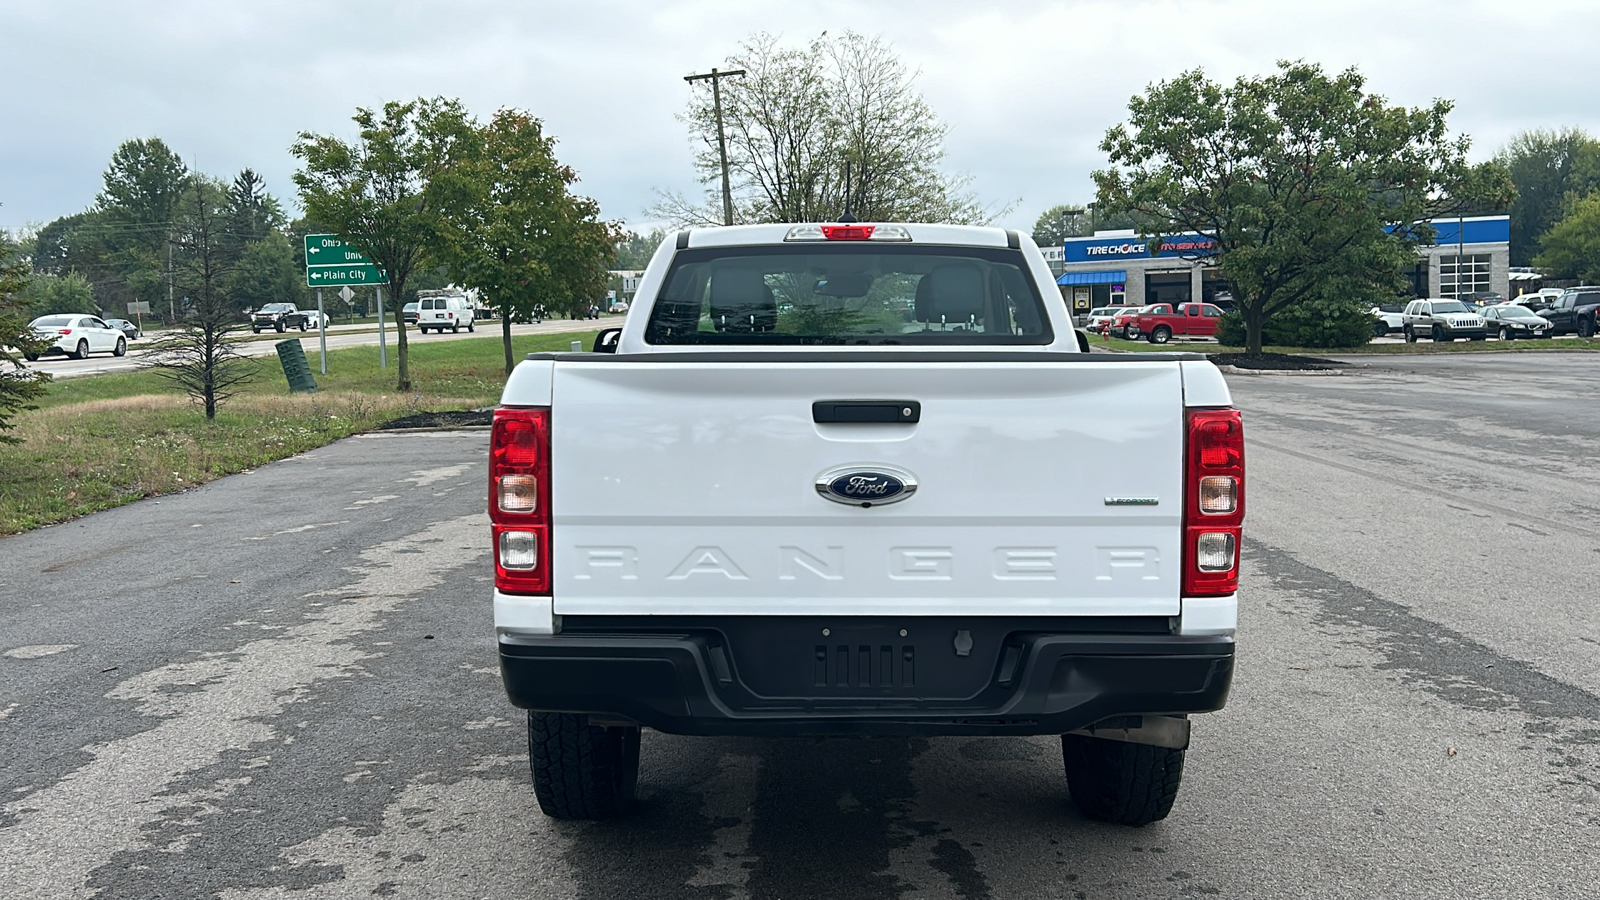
[499,616,1233,737]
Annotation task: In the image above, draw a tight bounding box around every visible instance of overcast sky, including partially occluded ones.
[2,0,1596,236]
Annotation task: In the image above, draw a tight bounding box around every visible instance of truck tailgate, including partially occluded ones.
[548,358,1184,618]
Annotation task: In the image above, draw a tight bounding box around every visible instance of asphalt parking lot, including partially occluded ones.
[1,351,1596,899]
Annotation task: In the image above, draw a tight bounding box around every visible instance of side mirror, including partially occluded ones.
[592,327,622,353]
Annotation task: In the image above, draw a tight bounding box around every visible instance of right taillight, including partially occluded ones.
[490,406,551,595]
[1183,407,1244,596]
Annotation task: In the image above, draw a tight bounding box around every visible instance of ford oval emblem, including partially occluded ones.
[815,465,918,507]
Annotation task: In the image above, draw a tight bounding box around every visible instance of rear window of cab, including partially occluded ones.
[644,244,1052,346]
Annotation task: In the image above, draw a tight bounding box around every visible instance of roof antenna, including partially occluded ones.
[837,161,858,223]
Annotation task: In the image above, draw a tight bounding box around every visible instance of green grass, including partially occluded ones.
[1,330,600,535]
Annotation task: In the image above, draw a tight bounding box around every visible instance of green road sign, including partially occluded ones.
[304,234,388,286]
[307,264,388,286]
[304,234,372,265]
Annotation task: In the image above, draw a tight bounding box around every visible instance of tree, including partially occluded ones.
[293,97,477,391]
[140,182,256,419]
[96,139,191,318]
[1095,62,1512,355]
[228,232,302,313]
[435,109,619,374]
[1533,192,1600,283]
[613,229,667,270]
[1495,128,1600,265]
[223,168,284,253]
[1031,204,1093,246]
[20,272,98,317]
[658,32,997,226]
[1,228,53,443]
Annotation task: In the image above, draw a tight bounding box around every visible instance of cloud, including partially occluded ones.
[2,0,1596,234]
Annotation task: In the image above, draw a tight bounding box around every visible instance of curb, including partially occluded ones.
[1215,365,1344,377]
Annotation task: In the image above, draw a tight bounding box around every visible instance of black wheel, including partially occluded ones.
[72,340,89,360]
[528,712,640,820]
[1061,734,1185,827]
[299,321,307,332]
[1500,327,1512,341]
[1579,317,1595,339]
[1432,326,1450,342]
[275,321,286,333]
[453,324,460,333]
[1150,326,1172,345]
[1373,321,1387,337]
[252,327,261,334]
[467,320,474,333]
[24,352,38,361]
[113,337,126,357]
[1404,327,1416,343]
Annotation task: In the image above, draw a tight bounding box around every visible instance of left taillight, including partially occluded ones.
[1182,407,1244,596]
[490,406,551,595]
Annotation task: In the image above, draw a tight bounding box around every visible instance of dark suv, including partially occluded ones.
[1538,287,1600,338]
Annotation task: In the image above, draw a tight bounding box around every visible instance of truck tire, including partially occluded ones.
[275,321,286,333]
[1579,317,1594,339]
[1404,327,1416,343]
[1061,733,1184,827]
[299,321,307,332]
[468,320,474,333]
[1149,325,1172,344]
[528,711,640,820]
[1431,325,1450,342]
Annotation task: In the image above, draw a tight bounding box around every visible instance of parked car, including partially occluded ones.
[1133,302,1225,344]
[1085,305,1133,333]
[1107,305,1153,339]
[1480,304,1551,339]
[25,314,127,360]
[1401,298,1487,342]
[1512,288,1562,311]
[1370,305,1405,337]
[302,309,329,329]
[1535,287,1600,338]
[402,302,420,325]
[103,318,141,341]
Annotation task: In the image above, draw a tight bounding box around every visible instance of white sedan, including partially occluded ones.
[26,314,127,360]
[303,309,330,329]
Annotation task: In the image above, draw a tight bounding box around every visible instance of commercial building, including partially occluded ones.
[1054,215,1511,315]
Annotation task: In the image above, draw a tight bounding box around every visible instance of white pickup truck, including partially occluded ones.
[490,222,1244,825]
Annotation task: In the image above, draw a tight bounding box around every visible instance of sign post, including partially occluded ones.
[316,289,326,374]
[376,286,386,369]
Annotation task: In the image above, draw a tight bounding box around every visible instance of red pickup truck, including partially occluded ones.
[1130,302,1226,344]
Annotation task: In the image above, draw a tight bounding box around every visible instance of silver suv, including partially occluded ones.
[1401,298,1487,343]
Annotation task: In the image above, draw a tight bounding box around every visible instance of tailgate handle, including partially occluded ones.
[813,400,920,424]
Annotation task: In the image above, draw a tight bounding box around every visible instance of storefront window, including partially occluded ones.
[1440,254,1491,300]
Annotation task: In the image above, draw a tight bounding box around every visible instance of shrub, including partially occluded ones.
[1215,295,1377,350]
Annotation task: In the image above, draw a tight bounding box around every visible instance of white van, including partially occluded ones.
[417,295,475,333]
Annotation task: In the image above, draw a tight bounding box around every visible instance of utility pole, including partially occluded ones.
[684,66,746,226]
